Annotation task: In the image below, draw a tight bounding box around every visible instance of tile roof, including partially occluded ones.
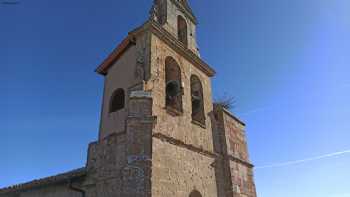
[0,167,86,194]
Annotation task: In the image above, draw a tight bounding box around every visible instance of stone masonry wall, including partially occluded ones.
[85,132,127,197]
[147,34,214,152]
[99,45,137,139]
[222,110,250,163]
[152,138,217,197]
[218,108,257,197]
[148,32,218,196]
[229,161,256,197]
[162,0,199,55]
[86,91,155,197]
[99,32,150,140]
[123,92,154,197]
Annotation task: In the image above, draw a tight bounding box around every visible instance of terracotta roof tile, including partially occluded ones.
[0,167,86,194]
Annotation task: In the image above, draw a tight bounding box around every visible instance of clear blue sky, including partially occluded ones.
[1,0,349,197]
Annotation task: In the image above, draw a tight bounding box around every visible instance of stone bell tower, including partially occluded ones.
[0,1,257,197]
[91,0,257,196]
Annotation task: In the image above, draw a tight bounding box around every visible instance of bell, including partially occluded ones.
[191,93,201,101]
[166,80,181,98]
[192,94,202,113]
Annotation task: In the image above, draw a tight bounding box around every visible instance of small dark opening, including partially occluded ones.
[192,96,201,113]
[191,75,205,124]
[166,80,181,99]
[178,15,188,47]
[109,88,125,113]
[189,190,202,197]
[165,57,183,113]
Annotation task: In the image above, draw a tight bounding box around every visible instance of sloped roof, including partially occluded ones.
[95,35,136,75]
[95,21,215,77]
[0,167,86,194]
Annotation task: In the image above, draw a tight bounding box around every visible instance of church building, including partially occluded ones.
[0,0,257,196]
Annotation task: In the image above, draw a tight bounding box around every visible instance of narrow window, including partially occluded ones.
[109,88,125,113]
[191,75,205,125]
[155,0,167,24]
[165,57,183,113]
[178,15,188,47]
[189,190,202,197]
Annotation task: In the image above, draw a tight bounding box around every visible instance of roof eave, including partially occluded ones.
[0,168,87,194]
[95,36,136,76]
[95,21,216,77]
[149,21,216,77]
[95,23,147,76]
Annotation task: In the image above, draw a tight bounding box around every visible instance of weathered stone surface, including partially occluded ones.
[154,0,199,55]
[1,1,257,197]
[212,106,257,197]
[152,138,217,197]
[98,32,151,140]
[230,161,257,197]
[149,34,215,153]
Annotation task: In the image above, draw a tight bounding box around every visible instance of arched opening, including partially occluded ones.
[177,15,188,47]
[109,88,125,113]
[155,0,167,24]
[165,56,183,113]
[191,75,205,125]
[189,190,202,197]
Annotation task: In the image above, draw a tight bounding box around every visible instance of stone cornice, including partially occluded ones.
[221,107,246,126]
[169,0,198,24]
[148,21,216,77]
[95,21,216,77]
[152,133,254,168]
[226,155,254,168]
